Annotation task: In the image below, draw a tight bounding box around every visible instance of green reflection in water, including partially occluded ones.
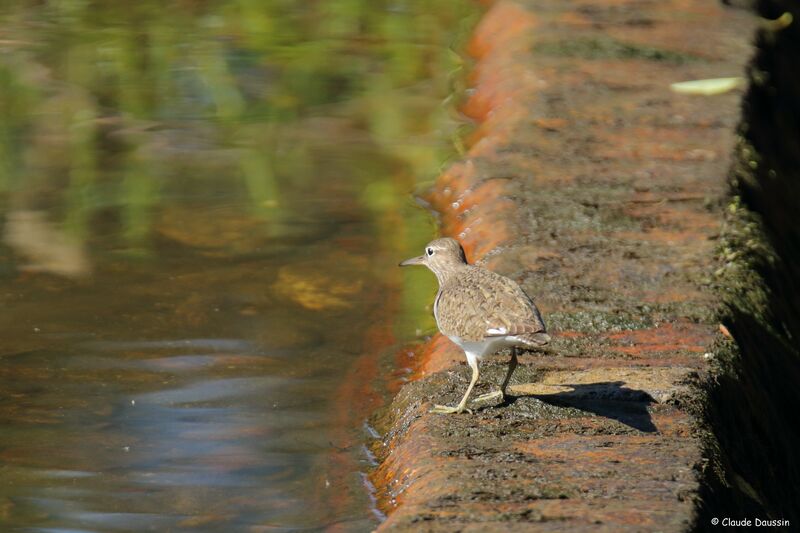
[0,0,477,530]
[1,0,474,239]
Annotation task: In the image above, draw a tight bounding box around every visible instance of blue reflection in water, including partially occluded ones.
[6,343,332,530]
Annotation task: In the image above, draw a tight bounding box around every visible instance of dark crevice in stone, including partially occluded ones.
[693,1,800,529]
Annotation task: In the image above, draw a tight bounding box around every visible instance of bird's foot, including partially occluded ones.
[430,404,472,415]
[473,390,504,404]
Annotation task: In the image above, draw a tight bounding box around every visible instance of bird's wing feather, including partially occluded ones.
[436,267,546,341]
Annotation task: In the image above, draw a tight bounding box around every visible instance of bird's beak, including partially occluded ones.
[399,255,425,267]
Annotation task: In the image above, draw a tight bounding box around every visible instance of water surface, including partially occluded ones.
[0,1,475,530]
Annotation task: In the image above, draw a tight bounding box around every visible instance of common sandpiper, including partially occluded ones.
[400,237,550,414]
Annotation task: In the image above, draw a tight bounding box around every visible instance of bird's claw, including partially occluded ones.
[430,404,472,415]
[473,390,504,404]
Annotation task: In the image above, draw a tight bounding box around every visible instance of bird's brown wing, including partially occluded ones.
[436,267,546,341]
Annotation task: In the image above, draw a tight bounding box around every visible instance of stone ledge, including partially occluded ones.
[371,0,755,530]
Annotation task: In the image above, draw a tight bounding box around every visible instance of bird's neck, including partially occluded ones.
[431,262,469,287]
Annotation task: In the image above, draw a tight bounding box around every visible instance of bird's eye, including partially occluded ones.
[426,247,434,256]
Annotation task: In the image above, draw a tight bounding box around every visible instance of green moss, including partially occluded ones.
[548,310,654,334]
[712,154,780,317]
[533,37,702,64]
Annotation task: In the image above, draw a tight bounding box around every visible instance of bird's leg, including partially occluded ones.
[500,346,519,398]
[430,354,479,414]
[474,347,518,404]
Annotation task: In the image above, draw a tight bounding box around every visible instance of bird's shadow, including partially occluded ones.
[504,380,658,433]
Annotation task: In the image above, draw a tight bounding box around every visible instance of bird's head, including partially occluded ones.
[399,237,468,281]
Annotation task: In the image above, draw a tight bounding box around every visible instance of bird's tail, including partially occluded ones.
[517,332,551,347]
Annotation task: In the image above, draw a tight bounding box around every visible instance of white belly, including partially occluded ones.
[447,335,514,360]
